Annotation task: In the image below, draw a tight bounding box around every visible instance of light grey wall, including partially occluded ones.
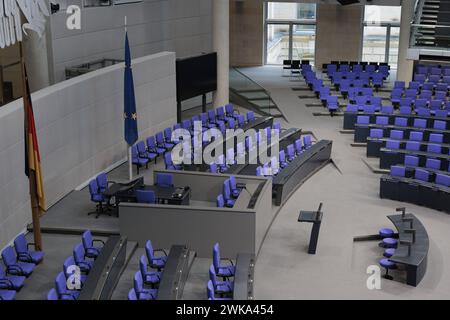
[50,0,212,82]
[0,52,177,250]
[119,203,256,258]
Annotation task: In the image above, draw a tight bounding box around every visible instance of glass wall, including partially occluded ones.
[362,5,401,69]
[265,2,316,65]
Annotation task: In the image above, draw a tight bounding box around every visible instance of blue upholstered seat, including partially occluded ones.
[13,233,44,264]
[82,230,104,259]
[1,246,35,277]
[379,228,394,238]
[0,264,25,291]
[145,240,167,271]
[213,243,236,279]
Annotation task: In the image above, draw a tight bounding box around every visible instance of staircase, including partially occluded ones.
[229,68,285,120]
[412,0,450,48]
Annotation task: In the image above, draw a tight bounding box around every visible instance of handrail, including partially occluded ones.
[230,68,271,96]
[411,24,450,28]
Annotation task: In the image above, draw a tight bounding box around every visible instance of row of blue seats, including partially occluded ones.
[415,65,450,77]
[128,240,168,300]
[380,138,447,156]
[216,177,242,208]
[47,230,104,300]
[391,89,449,106]
[0,234,44,300]
[346,104,449,118]
[390,166,449,188]
[327,64,390,79]
[207,243,235,300]
[357,115,447,131]
[378,228,400,280]
[393,80,450,94]
[256,135,313,177]
[370,128,444,144]
[132,110,258,174]
[396,155,450,174]
[168,123,283,174]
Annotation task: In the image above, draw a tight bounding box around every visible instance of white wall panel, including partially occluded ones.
[50,0,212,82]
[0,52,177,250]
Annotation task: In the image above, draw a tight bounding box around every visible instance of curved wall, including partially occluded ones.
[0,51,177,249]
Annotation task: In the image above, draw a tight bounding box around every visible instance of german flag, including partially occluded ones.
[23,64,46,212]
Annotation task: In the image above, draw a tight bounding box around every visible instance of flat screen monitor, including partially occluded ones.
[176,52,217,102]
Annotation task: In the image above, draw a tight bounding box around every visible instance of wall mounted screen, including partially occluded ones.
[176,53,217,102]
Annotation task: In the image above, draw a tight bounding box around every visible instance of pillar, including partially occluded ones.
[397,0,415,83]
[213,0,229,108]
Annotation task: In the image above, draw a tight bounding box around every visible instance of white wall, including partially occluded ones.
[49,0,212,82]
[0,51,177,249]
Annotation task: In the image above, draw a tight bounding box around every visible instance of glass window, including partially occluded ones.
[266,24,290,64]
[292,25,316,61]
[362,26,387,64]
[389,27,400,69]
[364,6,401,24]
[265,2,317,65]
[267,2,316,20]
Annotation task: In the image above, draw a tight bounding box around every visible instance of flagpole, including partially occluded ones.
[19,41,43,251]
[124,16,133,181]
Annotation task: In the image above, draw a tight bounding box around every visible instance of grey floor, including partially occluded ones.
[241,65,450,300]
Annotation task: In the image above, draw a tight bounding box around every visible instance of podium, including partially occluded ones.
[298,203,323,254]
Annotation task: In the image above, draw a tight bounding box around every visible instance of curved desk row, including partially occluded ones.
[78,236,128,300]
[344,111,449,130]
[157,245,196,300]
[387,214,430,287]
[355,123,450,143]
[272,140,333,206]
[233,253,256,300]
[380,175,450,212]
[367,138,450,158]
[379,147,450,170]
[227,128,303,175]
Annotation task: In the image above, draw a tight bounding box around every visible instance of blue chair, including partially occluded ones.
[217,154,227,173]
[405,155,419,167]
[139,255,161,288]
[379,258,397,280]
[1,246,35,277]
[88,179,110,218]
[327,96,339,114]
[155,173,173,188]
[425,158,441,170]
[229,176,241,198]
[73,243,93,273]
[134,271,157,300]
[210,162,218,173]
[82,230,104,259]
[381,238,398,249]
[379,228,394,238]
[96,173,113,194]
[156,131,174,150]
[225,103,239,121]
[287,144,295,162]
[63,256,87,285]
[246,111,255,122]
[295,139,303,155]
[164,127,179,145]
[55,272,79,300]
[303,135,312,149]
[279,150,288,169]
[375,116,388,126]
[128,288,138,300]
[390,130,404,140]
[223,179,236,208]
[0,264,25,291]
[436,174,450,187]
[131,145,149,174]
[209,264,234,295]
[207,280,232,300]
[383,248,396,258]
[136,190,156,204]
[137,140,158,162]
[213,243,235,279]
[256,166,262,176]
[0,290,16,300]
[164,152,182,171]
[217,194,225,208]
[145,240,167,271]
[146,136,165,156]
[47,288,58,300]
[13,233,44,264]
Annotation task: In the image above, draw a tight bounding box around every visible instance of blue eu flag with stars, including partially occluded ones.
[124,32,138,146]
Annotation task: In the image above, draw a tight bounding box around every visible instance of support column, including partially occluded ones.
[213,0,229,108]
[397,0,415,83]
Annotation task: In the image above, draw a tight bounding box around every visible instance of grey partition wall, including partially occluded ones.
[119,170,273,258]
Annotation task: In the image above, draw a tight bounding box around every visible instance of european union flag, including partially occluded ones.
[124,32,138,146]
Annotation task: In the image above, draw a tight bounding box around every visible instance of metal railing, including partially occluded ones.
[229,68,283,118]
